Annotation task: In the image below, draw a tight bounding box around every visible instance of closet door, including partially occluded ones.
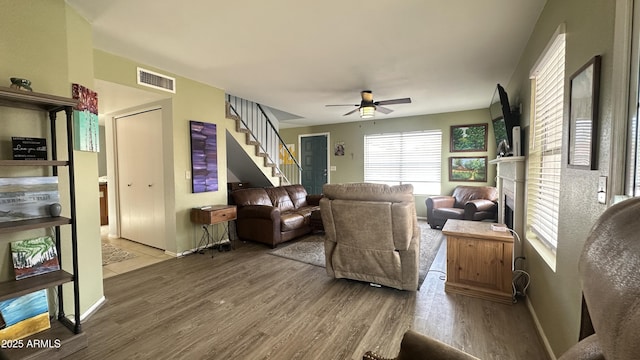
[116,109,165,249]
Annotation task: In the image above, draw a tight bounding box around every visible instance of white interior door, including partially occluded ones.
[116,109,165,249]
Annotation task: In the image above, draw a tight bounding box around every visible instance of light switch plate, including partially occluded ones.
[330,166,337,171]
[185,170,191,179]
[597,176,607,204]
[598,176,607,192]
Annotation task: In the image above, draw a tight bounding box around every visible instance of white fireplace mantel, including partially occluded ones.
[489,157,525,249]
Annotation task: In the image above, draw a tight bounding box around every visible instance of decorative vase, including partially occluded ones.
[9,77,32,92]
[49,203,62,217]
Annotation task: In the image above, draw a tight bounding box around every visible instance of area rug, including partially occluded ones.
[269,220,444,288]
[102,242,137,266]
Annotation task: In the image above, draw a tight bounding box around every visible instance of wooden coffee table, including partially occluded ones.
[442,219,514,304]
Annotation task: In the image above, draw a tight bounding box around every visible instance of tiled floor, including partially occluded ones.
[101,226,173,279]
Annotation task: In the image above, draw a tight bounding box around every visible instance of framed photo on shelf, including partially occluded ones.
[449,156,488,182]
[450,123,488,152]
[568,55,601,170]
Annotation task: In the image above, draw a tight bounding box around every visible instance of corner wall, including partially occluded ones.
[0,0,104,317]
[506,0,615,356]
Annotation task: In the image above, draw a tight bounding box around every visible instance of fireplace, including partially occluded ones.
[489,156,525,255]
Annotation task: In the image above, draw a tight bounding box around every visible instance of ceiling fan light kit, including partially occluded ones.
[326,90,411,119]
[360,106,376,119]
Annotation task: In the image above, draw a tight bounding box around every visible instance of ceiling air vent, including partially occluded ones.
[137,67,176,93]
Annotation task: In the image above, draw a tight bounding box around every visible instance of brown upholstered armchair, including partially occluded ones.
[365,197,640,360]
[426,185,498,229]
[320,183,420,291]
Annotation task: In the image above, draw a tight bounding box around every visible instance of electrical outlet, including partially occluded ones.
[185,170,191,180]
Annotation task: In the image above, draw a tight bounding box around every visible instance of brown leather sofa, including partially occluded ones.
[320,183,420,291]
[231,184,321,247]
[426,185,498,229]
[364,197,640,360]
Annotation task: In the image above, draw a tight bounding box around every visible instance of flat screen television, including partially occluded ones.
[489,84,519,156]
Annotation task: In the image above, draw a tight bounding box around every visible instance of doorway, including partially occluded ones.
[299,133,329,194]
[115,108,166,249]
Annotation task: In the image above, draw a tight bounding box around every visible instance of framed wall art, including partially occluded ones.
[450,123,488,152]
[449,156,488,182]
[568,55,601,170]
[72,83,100,152]
[189,121,218,193]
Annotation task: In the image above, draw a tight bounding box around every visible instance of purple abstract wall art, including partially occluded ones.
[189,121,218,193]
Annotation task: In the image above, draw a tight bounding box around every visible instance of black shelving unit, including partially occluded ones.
[0,87,87,359]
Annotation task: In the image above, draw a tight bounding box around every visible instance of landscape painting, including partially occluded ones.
[11,236,60,280]
[449,156,488,182]
[0,177,59,223]
[0,290,50,341]
[451,123,488,152]
[190,121,218,193]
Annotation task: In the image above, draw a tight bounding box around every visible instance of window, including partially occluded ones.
[364,130,442,195]
[527,27,566,255]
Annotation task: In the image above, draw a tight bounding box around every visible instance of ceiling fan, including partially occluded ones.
[325,90,412,118]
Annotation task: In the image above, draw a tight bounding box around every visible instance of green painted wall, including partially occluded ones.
[506,0,615,356]
[280,108,497,217]
[93,50,229,254]
[0,1,104,318]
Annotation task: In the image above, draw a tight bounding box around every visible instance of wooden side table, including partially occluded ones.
[442,219,514,304]
[190,205,237,255]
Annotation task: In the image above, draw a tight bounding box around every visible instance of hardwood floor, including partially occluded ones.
[65,237,548,360]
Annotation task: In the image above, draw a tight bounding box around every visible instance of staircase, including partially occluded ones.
[225,95,301,186]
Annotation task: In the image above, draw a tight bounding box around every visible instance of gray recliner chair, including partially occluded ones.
[364,197,640,359]
[320,183,420,291]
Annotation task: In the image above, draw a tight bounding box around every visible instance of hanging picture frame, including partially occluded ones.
[568,55,601,170]
[449,156,488,182]
[189,121,218,193]
[450,123,488,152]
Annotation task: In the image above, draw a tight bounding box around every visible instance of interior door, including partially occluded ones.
[300,135,328,194]
[116,109,165,249]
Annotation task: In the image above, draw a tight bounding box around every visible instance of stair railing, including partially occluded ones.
[226,94,302,185]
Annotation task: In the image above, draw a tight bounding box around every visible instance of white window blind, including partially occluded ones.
[364,130,442,195]
[527,31,566,252]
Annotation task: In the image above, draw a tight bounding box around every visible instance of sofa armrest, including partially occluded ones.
[428,196,455,209]
[237,205,279,221]
[306,194,323,206]
[363,330,479,360]
[464,199,497,219]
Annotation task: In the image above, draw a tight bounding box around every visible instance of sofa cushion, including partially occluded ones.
[284,184,309,208]
[281,212,305,231]
[265,187,295,212]
[231,188,272,206]
[433,207,464,219]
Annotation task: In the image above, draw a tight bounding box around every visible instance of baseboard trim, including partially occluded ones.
[65,296,107,324]
[526,297,557,360]
[174,240,231,258]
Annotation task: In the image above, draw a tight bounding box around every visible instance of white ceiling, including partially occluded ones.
[67,0,546,128]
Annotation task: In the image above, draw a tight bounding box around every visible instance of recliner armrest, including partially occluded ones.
[464,199,497,220]
[427,196,455,209]
[237,205,279,221]
[306,194,323,206]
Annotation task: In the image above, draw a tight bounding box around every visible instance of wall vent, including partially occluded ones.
[137,67,176,93]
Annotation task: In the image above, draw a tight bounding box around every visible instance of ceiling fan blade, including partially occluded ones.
[375,98,412,106]
[376,106,394,114]
[343,108,360,116]
[326,104,359,107]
